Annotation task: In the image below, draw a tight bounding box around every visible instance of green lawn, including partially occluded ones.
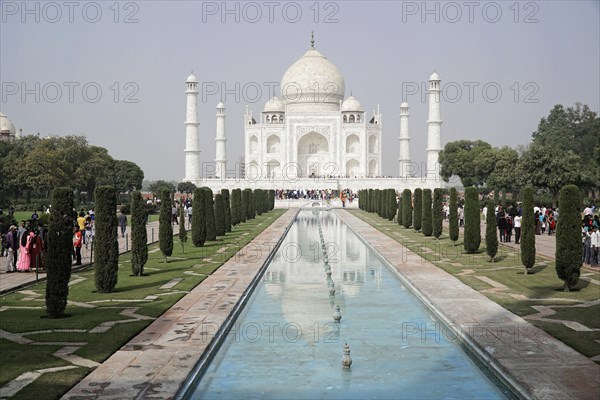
[351,209,600,362]
[0,209,286,399]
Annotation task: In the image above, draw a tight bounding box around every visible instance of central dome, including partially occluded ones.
[280,48,345,109]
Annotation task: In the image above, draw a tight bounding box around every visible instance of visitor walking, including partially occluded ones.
[5,225,18,272]
[118,210,127,238]
[514,215,522,244]
[73,226,83,266]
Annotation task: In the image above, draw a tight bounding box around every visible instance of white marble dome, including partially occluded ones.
[280,48,345,107]
[0,113,16,135]
[341,96,363,112]
[429,71,440,81]
[263,96,285,112]
[186,73,198,83]
[217,101,225,109]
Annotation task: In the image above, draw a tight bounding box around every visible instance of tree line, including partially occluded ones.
[0,135,144,205]
[439,103,599,206]
[44,185,275,318]
[359,184,583,292]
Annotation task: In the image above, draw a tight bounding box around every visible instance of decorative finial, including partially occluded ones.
[333,305,342,322]
[311,31,315,48]
[342,343,352,369]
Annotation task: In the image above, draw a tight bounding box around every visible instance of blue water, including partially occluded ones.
[187,209,513,399]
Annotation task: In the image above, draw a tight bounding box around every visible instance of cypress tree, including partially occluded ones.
[555,184,582,292]
[402,189,412,228]
[242,189,251,221]
[131,191,148,276]
[214,193,226,237]
[521,185,536,273]
[250,189,257,219]
[463,186,481,254]
[268,189,275,211]
[422,189,433,237]
[397,193,403,226]
[485,200,498,261]
[449,188,459,244]
[222,189,232,232]
[413,188,423,232]
[255,189,263,216]
[231,188,241,225]
[240,188,248,223]
[501,190,506,207]
[159,189,173,263]
[94,186,119,292]
[493,189,499,207]
[191,187,206,247]
[368,189,374,212]
[204,187,216,241]
[374,190,379,215]
[45,187,74,318]
[433,188,443,239]
[263,190,269,213]
[179,203,188,253]
[388,189,396,221]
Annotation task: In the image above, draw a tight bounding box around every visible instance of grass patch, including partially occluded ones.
[0,209,286,399]
[351,209,600,363]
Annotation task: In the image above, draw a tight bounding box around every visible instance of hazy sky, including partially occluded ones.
[2,1,599,181]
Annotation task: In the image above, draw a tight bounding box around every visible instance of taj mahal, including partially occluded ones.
[183,36,443,191]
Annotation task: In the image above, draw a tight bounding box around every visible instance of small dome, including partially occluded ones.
[429,71,440,81]
[0,113,16,135]
[186,73,198,83]
[216,101,225,109]
[341,96,363,112]
[400,101,409,108]
[264,96,285,112]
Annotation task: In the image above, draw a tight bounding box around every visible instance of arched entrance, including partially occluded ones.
[297,132,329,177]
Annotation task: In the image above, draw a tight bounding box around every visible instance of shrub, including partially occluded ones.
[191,187,206,247]
[413,189,422,232]
[521,186,536,273]
[463,186,481,254]
[231,188,241,225]
[268,189,275,211]
[130,191,148,276]
[204,187,216,241]
[555,184,582,291]
[222,189,232,233]
[45,187,73,317]
[433,188,443,239]
[422,189,432,237]
[214,193,226,237]
[402,189,412,228]
[94,186,119,292]
[255,189,263,216]
[397,193,403,226]
[158,189,173,263]
[485,200,498,261]
[449,188,459,244]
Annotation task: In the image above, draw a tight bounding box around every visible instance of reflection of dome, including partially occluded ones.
[341,96,363,112]
[429,71,440,81]
[264,96,284,112]
[280,47,345,108]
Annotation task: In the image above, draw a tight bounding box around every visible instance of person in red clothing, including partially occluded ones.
[73,226,83,266]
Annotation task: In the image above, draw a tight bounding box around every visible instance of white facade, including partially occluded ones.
[244,44,382,180]
[183,39,444,192]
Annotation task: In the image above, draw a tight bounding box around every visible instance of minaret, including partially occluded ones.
[184,72,201,184]
[426,71,442,180]
[398,102,411,177]
[215,101,227,179]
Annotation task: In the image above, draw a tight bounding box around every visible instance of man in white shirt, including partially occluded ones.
[514,215,522,244]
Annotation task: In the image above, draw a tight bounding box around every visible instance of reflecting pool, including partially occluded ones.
[185,209,514,399]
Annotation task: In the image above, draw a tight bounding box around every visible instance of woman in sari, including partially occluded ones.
[16,229,32,272]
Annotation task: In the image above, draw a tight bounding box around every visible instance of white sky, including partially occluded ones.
[2,1,599,180]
